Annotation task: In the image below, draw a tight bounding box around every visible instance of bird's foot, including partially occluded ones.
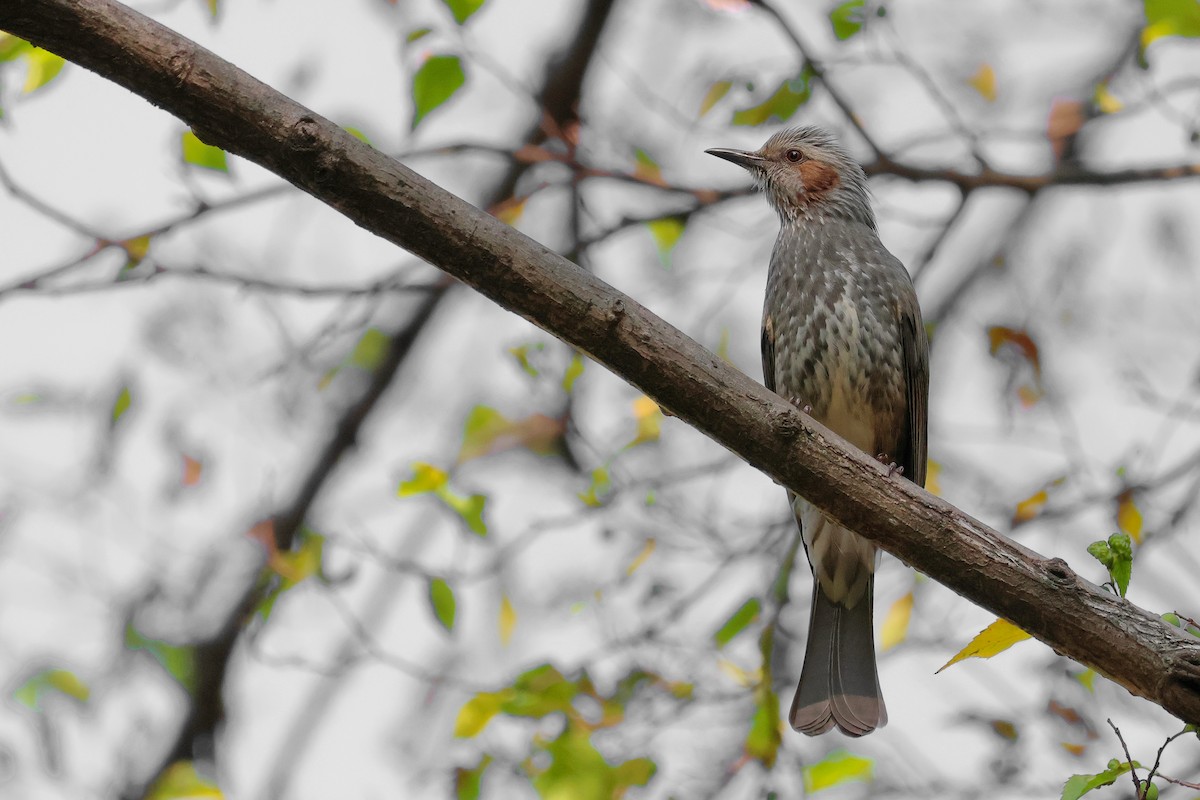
[876,453,904,478]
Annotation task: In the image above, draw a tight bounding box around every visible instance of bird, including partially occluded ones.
[706,127,928,737]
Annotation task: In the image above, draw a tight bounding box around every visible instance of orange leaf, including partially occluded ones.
[181,454,203,487]
[968,64,996,102]
[1047,98,1085,160]
[1116,490,1143,544]
[1061,742,1087,757]
[246,518,277,558]
[987,326,1041,377]
[1012,489,1049,525]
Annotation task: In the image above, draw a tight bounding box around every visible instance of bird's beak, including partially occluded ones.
[705,147,764,171]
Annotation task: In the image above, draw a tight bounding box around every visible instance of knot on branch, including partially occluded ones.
[605,298,625,327]
[774,408,801,441]
[1043,557,1074,585]
[167,50,193,87]
[291,117,323,152]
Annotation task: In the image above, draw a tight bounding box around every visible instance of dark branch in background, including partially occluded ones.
[261,2,620,797]
[5,0,1200,748]
[124,282,450,800]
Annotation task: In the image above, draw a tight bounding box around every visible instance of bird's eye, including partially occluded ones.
[785,149,804,163]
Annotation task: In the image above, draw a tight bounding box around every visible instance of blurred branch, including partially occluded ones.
[751,0,887,157]
[2,260,440,299]
[5,0,1200,746]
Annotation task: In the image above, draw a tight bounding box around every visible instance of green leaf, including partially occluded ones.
[125,624,196,694]
[733,66,816,126]
[613,757,657,789]
[441,0,486,24]
[532,725,612,799]
[1089,532,1133,596]
[112,385,133,425]
[578,466,612,507]
[1142,0,1200,50]
[509,343,544,377]
[1062,760,1140,800]
[645,216,686,267]
[745,687,781,767]
[803,750,874,792]
[406,27,433,44]
[14,668,90,710]
[714,598,761,648]
[562,353,585,393]
[398,462,449,495]
[829,0,867,40]
[412,55,466,129]
[504,663,578,717]
[0,34,33,62]
[181,130,228,172]
[454,754,492,800]
[429,577,456,631]
[350,327,389,370]
[343,126,372,145]
[441,491,488,535]
[459,406,510,461]
[22,47,66,94]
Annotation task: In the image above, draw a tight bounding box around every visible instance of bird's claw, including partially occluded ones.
[876,453,903,478]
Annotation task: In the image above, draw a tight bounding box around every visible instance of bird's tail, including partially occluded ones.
[789,579,886,737]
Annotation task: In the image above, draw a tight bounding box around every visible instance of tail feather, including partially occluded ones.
[789,580,886,737]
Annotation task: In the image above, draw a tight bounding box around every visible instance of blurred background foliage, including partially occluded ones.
[1,0,1200,797]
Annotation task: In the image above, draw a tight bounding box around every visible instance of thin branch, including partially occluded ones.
[751,0,886,158]
[1107,718,1146,798]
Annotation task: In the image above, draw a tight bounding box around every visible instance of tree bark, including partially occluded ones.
[3,0,1199,727]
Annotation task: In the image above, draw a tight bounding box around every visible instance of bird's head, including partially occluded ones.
[706,126,874,228]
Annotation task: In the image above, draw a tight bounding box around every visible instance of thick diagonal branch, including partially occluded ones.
[3,0,1199,727]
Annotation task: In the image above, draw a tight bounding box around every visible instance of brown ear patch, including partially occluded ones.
[799,159,840,193]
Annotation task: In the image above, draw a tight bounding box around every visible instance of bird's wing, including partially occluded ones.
[898,301,929,488]
[761,312,777,394]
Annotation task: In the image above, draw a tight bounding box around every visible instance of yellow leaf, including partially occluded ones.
[147,761,223,799]
[499,595,516,646]
[1094,83,1123,114]
[699,80,732,117]
[625,538,656,576]
[1012,489,1048,525]
[1116,490,1143,543]
[717,658,759,687]
[398,462,448,496]
[802,750,873,792]
[22,47,66,94]
[925,459,942,496]
[121,235,153,266]
[968,64,996,102]
[490,195,527,226]
[937,618,1031,672]
[455,692,505,738]
[880,591,913,651]
[629,395,662,446]
[269,531,323,584]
